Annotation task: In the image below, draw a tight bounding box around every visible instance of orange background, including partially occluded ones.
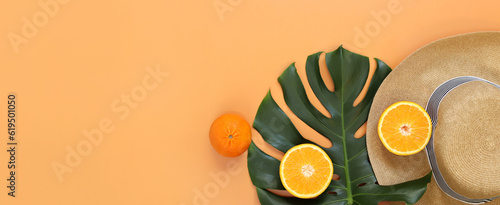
[0,0,499,204]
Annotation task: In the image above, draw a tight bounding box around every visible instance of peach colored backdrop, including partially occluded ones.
[1,0,499,204]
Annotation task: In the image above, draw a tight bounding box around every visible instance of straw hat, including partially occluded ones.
[366,31,500,205]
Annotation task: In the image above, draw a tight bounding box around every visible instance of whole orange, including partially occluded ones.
[209,113,252,157]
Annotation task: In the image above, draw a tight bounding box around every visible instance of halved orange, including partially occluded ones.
[279,143,333,199]
[378,101,432,156]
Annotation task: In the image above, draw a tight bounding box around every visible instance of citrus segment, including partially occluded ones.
[378,101,432,156]
[279,144,333,199]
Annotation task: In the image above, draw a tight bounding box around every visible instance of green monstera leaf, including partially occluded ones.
[247,46,432,205]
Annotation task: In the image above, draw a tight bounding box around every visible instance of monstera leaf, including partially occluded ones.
[247,46,432,205]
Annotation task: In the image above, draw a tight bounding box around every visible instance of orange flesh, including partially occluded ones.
[379,102,431,155]
[280,145,333,198]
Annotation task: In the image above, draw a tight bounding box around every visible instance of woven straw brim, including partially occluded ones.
[366,31,500,205]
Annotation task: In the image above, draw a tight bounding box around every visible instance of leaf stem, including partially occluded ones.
[340,51,353,205]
